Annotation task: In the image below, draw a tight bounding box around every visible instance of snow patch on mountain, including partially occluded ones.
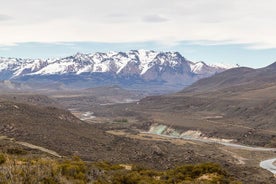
[189,61,236,76]
[0,50,234,91]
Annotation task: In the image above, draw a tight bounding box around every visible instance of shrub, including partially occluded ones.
[7,148,27,155]
[113,118,128,123]
[58,158,88,181]
[0,154,6,165]
[94,161,124,171]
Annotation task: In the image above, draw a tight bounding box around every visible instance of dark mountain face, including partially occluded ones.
[182,64,276,95]
[266,61,276,69]
[181,67,255,94]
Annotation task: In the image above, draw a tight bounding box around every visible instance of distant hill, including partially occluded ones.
[182,62,276,96]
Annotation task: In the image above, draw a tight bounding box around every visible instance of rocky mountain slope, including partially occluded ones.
[182,62,276,95]
[0,50,231,92]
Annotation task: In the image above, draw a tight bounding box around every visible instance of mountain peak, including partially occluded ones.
[197,61,208,66]
[74,52,87,57]
[266,61,276,69]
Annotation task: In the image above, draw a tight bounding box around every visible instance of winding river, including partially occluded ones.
[260,158,276,175]
[145,124,276,175]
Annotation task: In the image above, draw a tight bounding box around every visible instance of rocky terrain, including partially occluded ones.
[82,62,276,148]
[0,95,275,183]
[0,59,275,183]
[0,137,244,183]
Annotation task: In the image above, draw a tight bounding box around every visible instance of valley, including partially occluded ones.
[52,86,276,183]
[0,89,274,183]
[0,62,275,183]
[2,0,276,183]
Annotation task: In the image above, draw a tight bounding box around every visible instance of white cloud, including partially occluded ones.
[142,14,169,23]
[0,14,12,21]
[0,0,276,48]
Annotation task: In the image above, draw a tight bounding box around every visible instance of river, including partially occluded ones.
[145,124,276,175]
[260,158,276,175]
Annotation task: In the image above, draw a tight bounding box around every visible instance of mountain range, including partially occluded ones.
[0,50,233,93]
[0,53,275,183]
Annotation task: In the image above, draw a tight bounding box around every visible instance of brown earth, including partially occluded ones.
[0,98,275,183]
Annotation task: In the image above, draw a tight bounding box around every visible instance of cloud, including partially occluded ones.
[0,14,12,21]
[142,14,169,23]
[104,13,135,23]
[0,47,11,51]
[53,42,76,46]
[0,0,276,49]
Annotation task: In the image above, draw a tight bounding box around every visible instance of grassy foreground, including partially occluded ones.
[0,148,241,184]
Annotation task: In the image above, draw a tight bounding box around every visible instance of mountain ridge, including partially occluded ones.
[0,50,233,92]
[181,63,276,95]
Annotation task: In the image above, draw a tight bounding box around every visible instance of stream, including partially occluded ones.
[260,158,276,175]
[146,124,276,175]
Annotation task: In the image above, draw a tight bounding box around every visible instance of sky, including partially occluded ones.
[0,0,276,68]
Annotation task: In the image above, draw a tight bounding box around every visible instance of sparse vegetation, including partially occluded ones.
[0,148,241,184]
[7,148,27,155]
[0,154,6,165]
[0,94,274,184]
[94,161,124,171]
[113,118,128,123]
[95,163,241,184]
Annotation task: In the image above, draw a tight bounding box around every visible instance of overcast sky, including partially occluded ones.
[1,0,276,67]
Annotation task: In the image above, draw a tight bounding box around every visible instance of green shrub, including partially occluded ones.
[7,148,27,155]
[0,152,241,184]
[113,118,128,123]
[40,177,58,184]
[0,154,6,165]
[94,161,124,171]
[111,171,161,184]
[58,158,88,181]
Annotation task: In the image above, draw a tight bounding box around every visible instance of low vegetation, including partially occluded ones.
[0,154,6,165]
[96,163,241,184]
[113,118,128,123]
[0,149,241,184]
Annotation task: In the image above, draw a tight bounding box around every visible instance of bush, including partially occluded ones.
[94,161,124,171]
[111,171,161,184]
[165,163,232,184]
[58,158,88,181]
[0,154,6,165]
[0,151,241,184]
[40,177,58,184]
[113,118,128,123]
[7,148,27,155]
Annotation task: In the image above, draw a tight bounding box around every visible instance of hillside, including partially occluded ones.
[97,62,276,147]
[0,96,274,183]
[0,99,227,165]
[0,139,242,184]
[182,62,276,96]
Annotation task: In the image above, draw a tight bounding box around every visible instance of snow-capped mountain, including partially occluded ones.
[189,61,231,78]
[0,50,233,92]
